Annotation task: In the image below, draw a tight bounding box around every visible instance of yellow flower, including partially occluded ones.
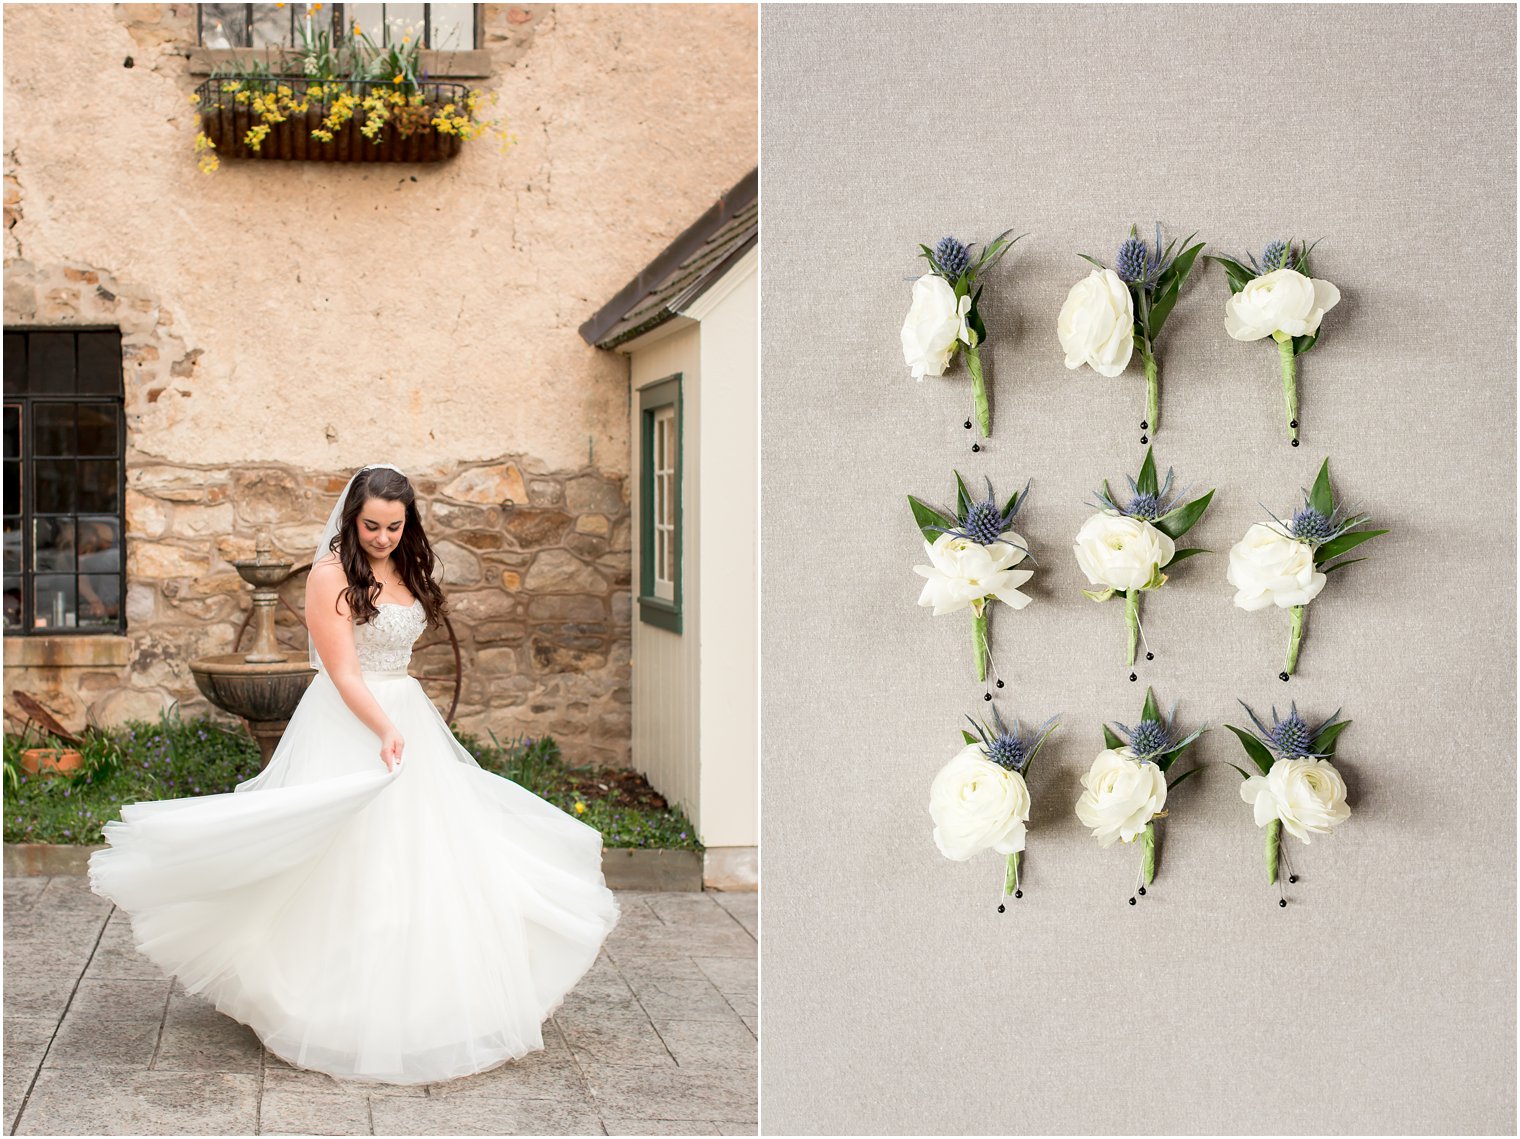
[188,93,199,104]
[352,22,361,35]
[573,802,586,815]
[392,74,403,84]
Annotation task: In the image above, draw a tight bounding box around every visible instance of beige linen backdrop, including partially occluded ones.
[760,4,1515,1134]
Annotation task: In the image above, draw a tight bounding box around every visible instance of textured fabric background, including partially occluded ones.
[759,5,1516,1134]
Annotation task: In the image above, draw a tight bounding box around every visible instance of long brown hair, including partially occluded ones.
[324,466,447,631]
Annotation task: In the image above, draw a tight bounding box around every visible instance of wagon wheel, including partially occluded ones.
[233,562,463,723]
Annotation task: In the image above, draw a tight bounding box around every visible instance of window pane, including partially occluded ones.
[665,527,675,583]
[348,3,384,40]
[3,515,19,574]
[32,403,74,457]
[4,403,18,458]
[78,574,120,626]
[4,579,22,630]
[77,459,118,513]
[32,573,76,629]
[385,3,425,45]
[251,3,291,46]
[76,404,118,457]
[4,333,25,394]
[4,460,18,516]
[34,517,75,571]
[28,333,75,393]
[34,459,74,513]
[201,3,248,48]
[77,332,122,395]
[429,3,473,48]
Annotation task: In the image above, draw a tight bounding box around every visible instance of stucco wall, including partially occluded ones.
[2,3,757,765]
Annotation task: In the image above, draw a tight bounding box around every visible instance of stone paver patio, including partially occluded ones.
[4,877,757,1136]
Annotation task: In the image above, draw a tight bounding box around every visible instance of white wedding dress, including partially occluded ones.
[88,598,620,1085]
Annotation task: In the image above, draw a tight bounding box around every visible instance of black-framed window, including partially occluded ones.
[637,375,682,634]
[198,4,478,51]
[3,329,127,636]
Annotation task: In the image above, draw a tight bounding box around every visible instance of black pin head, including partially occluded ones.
[1279,898,1288,908]
[1013,889,1022,899]
[995,679,1005,689]
[1140,420,1148,430]
[1140,435,1149,444]
[1145,652,1154,661]
[1288,875,1299,884]
[1128,896,1137,905]
[983,691,992,702]
[1137,886,1146,896]
[1129,672,1138,682]
[964,419,973,430]
[1291,439,1300,447]
[997,903,1006,913]
[1279,671,1290,682]
[971,443,981,453]
[1289,419,1298,429]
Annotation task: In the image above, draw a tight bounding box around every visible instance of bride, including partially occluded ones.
[88,463,620,1085]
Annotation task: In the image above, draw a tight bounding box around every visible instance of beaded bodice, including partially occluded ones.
[351,599,426,672]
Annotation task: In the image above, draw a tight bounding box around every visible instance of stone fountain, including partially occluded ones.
[189,530,316,769]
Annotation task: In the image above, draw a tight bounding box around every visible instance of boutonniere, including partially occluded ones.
[1226,701,1352,907]
[1075,446,1214,680]
[1211,239,1341,445]
[1076,687,1206,904]
[1060,224,1206,442]
[1227,457,1387,680]
[910,473,1034,686]
[929,706,1059,912]
[901,231,1025,443]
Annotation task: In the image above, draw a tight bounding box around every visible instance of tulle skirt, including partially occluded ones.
[87,667,621,1085]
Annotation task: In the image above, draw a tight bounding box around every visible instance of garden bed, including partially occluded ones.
[3,707,700,853]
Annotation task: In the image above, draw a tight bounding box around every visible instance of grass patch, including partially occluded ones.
[4,705,700,851]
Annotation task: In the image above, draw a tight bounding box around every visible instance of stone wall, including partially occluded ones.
[1,3,756,766]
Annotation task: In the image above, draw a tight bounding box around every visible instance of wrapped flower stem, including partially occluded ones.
[1286,605,1306,677]
[1265,817,1281,884]
[1143,351,1159,434]
[1141,820,1157,884]
[1004,850,1020,897]
[973,609,990,682]
[1275,333,1299,443]
[965,332,989,437]
[1125,588,1140,668]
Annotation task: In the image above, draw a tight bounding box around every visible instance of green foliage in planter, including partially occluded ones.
[5,705,699,851]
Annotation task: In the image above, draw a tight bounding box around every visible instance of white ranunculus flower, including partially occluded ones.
[1224,267,1341,341]
[901,274,971,379]
[1240,756,1350,842]
[1057,268,1134,378]
[1073,512,1175,593]
[1227,523,1326,610]
[1075,747,1167,847]
[913,532,1033,616]
[929,744,1031,860]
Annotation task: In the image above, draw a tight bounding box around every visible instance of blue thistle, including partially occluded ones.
[1111,700,1205,762]
[927,476,1033,559]
[934,236,971,280]
[1087,465,1190,522]
[967,707,1059,775]
[1113,223,1170,290]
[1239,700,1341,759]
[1260,239,1290,273]
[1288,507,1334,544]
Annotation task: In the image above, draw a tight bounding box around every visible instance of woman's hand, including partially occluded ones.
[380,728,405,772]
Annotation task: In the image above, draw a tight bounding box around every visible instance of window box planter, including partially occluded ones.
[194,76,476,165]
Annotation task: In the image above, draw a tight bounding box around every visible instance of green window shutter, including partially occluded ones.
[637,374,682,633]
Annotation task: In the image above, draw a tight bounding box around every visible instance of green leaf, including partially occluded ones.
[908,495,956,544]
[1082,587,1115,603]
[968,286,988,343]
[1141,686,1160,723]
[1147,240,1205,338]
[1167,765,1202,791]
[1102,725,1124,750]
[1320,557,1367,575]
[1157,726,1209,770]
[1310,718,1352,756]
[1314,528,1388,565]
[1076,253,1108,272]
[1225,724,1275,776]
[1292,331,1319,356]
[962,729,979,747]
[974,230,1027,273]
[953,471,972,519]
[1141,563,1168,591]
[1136,446,1158,496]
[1226,762,1253,780]
[1026,719,1060,765]
[1155,489,1215,541]
[1309,458,1334,516]
[1207,254,1257,295]
[1001,477,1029,519]
[1165,547,1209,566]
